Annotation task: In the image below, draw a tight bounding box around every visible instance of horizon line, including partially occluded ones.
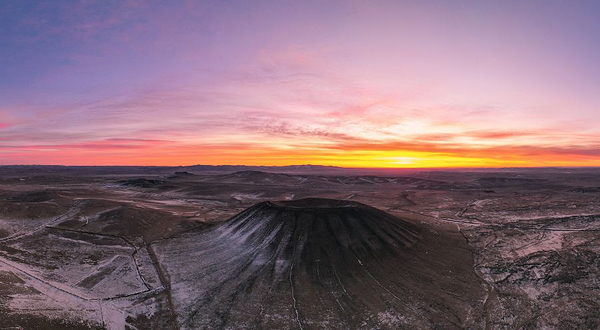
[2,164,600,170]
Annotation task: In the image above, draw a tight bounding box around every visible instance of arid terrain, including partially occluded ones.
[0,166,598,329]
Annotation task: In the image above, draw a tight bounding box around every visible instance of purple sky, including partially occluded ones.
[1,0,600,166]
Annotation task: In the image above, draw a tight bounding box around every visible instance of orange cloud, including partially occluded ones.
[2,135,600,168]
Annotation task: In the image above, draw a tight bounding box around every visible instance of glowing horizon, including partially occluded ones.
[2,1,600,168]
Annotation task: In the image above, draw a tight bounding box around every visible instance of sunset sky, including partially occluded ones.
[1,0,599,167]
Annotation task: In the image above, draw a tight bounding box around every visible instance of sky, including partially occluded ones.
[1,0,600,167]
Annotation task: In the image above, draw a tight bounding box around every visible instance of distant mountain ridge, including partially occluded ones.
[2,164,598,177]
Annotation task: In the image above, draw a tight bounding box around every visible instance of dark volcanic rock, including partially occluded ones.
[224,198,420,266]
[117,178,165,188]
[169,171,196,179]
[7,190,58,203]
[155,198,486,329]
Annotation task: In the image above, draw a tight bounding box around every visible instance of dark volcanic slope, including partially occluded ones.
[154,198,485,330]
[225,198,421,262]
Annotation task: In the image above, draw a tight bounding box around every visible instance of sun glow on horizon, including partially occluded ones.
[1,1,600,167]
